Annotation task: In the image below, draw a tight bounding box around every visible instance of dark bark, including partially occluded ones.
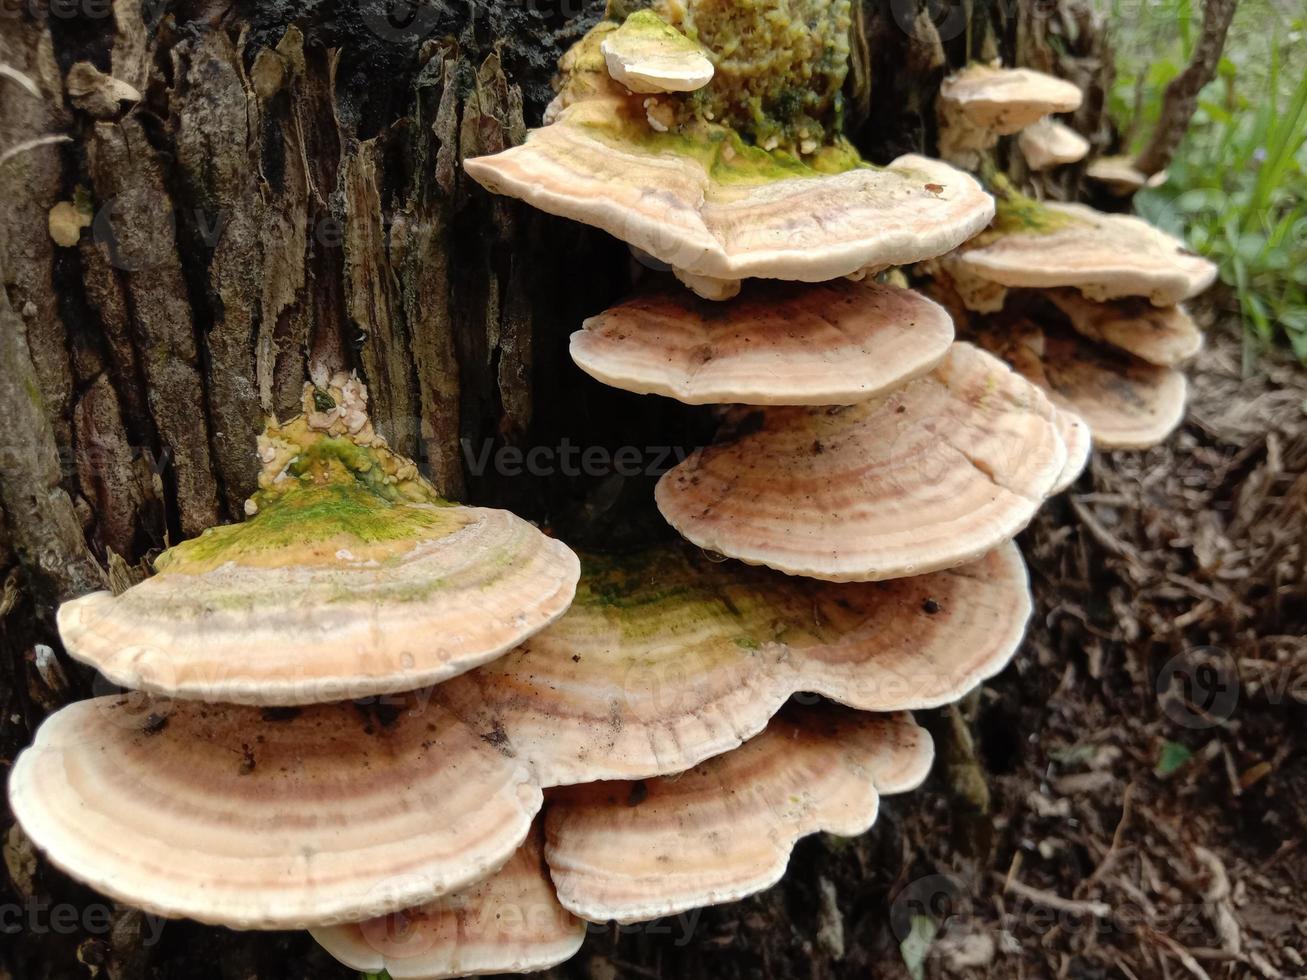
[0,2,1116,978]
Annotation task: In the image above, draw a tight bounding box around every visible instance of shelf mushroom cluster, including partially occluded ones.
[924,63,1219,451]
[6,16,1218,980]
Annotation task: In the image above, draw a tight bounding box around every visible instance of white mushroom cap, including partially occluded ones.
[56,381,579,706]
[570,279,955,405]
[1045,289,1203,367]
[1018,117,1090,170]
[1085,155,1168,195]
[7,697,542,929]
[544,706,934,924]
[601,10,714,94]
[464,98,995,287]
[312,823,585,979]
[971,318,1188,450]
[956,201,1218,306]
[654,342,1067,581]
[940,65,1083,135]
[436,542,1030,786]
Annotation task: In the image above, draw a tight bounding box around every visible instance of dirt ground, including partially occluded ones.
[2,309,1303,980]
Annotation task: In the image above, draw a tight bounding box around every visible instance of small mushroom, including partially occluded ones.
[312,821,584,979]
[6,696,541,929]
[435,541,1030,786]
[56,374,580,705]
[955,201,1217,307]
[1018,117,1090,171]
[654,343,1067,581]
[938,65,1083,167]
[601,10,715,94]
[464,97,994,293]
[970,319,1187,450]
[570,278,954,405]
[544,705,934,924]
[1085,155,1168,196]
[1046,289,1203,366]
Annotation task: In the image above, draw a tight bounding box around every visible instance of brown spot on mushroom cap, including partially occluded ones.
[1018,117,1090,171]
[463,99,995,285]
[654,342,1066,581]
[6,697,542,929]
[940,66,1083,136]
[434,542,1029,786]
[955,202,1218,307]
[543,705,933,924]
[311,821,584,979]
[1045,289,1203,367]
[970,319,1187,450]
[570,279,954,405]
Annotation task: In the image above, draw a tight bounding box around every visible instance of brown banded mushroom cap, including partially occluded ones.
[435,542,1029,786]
[940,66,1083,135]
[1018,117,1090,170]
[1050,406,1092,494]
[654,342,1066,581]
[543,706,933,924]
[569,278,954,405]
[601,10,714,94]
[463,98,995,289]
[56,375,579,705]
[6,696,542,929]
[1085,155,1167,195]
[956,201,1218,306]
[971,319,1187,450]
[1045,288,1203,366]
[312,822,584,979]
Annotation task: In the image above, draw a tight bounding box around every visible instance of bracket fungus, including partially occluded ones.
[6,696,542,929]
[569,278,955,405]
[655,343,1066,581]
[971,319,1188,450]
[465,0,993,299]
[544,706,934,924]
[312,822,585,979]
[1045,288,1203,367]
[1050,406,1093,494]
[435,542,1030,786]
[1085,155,1168,195]
[954,201,1218,307]
[55,374,580,705]
[1018,117,1090,171]
[601,10,715,93]
[938,64,1083,167]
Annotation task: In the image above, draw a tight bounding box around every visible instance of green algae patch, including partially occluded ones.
[157,482,468,575]
[613,9,706,57]
[576,104,864,185]
[970,182,1086,247]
